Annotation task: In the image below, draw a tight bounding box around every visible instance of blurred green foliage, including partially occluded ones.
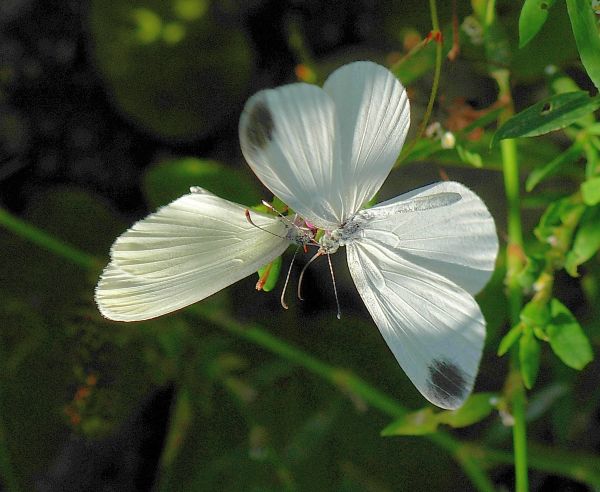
[2,0,600,491]
[89,0,253,139]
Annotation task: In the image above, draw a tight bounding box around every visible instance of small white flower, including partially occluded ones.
[96,61,499,409]
[441,131,456,149]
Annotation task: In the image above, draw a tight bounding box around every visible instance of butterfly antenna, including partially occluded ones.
[297,250,322,301]
[280,246,300,310]
[245,209,287,239]
[261,200,295,227]
[326,253,341,320]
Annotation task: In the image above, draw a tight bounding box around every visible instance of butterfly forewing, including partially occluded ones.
[323,61,410,217]
[239,83,341,229]
[96,190,289,321]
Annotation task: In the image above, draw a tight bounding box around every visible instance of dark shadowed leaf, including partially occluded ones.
[526,142,583,191]
[493,92,600,145]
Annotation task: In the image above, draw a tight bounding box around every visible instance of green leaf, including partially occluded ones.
[493,92,600,145]
[547,299,594,369]
[519,0,556,48]
[566,0,600,91]
[581,176,600,206]
[455,144,483,168]
[520,300,551,328]
[565,206,600,276]
[498,323,523,356]
[517,254,546,292]
[436,393,497,428]
[519,328,541,389]
[256,256,282,293]
[381,408,439,436]
[526,142,583,192]
[143,157,261,207]
[534,196,586,243]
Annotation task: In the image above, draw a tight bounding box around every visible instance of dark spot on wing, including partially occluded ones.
[427,359,468,404]
[246,100,274,149]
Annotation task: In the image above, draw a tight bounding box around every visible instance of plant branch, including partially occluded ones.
[0,207,100,270]
[396,0,443,165]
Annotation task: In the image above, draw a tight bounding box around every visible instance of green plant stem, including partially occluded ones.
[497,87,529,491]
[480,443,600,487]
[5,210,600,489]
[396,0,443,164]
[0,207,100,271]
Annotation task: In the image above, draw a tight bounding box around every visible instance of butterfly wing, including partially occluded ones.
[347,239,486,409]
[322,61,410,218]
[345,182,497,408]
[239,61,409,228]
[96,189,289,321]
[357,181,499,295]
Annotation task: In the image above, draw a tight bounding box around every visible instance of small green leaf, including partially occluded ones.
[381,408,439,436]
[455,144,483,168]
[526,142,583,192]
[565,206,600,276]
[517,254,546,292]
[519,0,556,48]
[581,176,600,206]
[256,256,282,293]
[498,323,523,356]
[519,328,541,389]
[143,157,261,207]
[437,392,497,428]
[493,92,600,145]
[534,196,586,243]
[566,0,600,91]
[520,300,551,328]
[546,298,593,369]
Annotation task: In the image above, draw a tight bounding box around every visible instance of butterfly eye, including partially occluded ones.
[245,100,274,150]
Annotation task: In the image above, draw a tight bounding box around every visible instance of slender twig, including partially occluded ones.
[0,207,100,270]
[396,0,444,165]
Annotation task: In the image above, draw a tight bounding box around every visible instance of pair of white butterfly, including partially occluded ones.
[96,61,499,410]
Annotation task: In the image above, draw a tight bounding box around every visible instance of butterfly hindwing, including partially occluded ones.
[346,238,485,409]
[358,181,499,295]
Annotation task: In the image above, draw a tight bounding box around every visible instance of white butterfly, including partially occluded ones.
[96,61,499,409]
